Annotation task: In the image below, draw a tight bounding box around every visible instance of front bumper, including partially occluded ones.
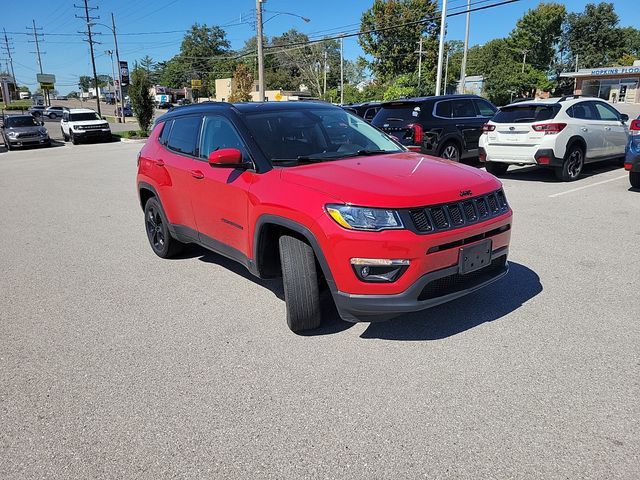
[625,141,640,172]
[6,136,50,147]
[73,129,112,140]
[334,247,509,322]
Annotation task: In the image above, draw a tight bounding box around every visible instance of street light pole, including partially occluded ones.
[106,49,120,119]
[340,36,344,105]
[256,0,265,101]
[417,37,423,89]
[459,0,471,94]
[435,0,448,96]
[111,13,125,123]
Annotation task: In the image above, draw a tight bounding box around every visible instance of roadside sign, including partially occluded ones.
[191,79,202,89]
[274,92,283,101]
[36,73,56,84]
[119,61,129,86]
[40,82,54,90]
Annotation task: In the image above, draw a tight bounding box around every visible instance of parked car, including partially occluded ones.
[28,105,46,118]
[341,102,382,122]
[371,94,498,162]
[60,108,111,145]
[115,105,133,117]
[44,106,67,119]
[479,96,629,181]
[1,114,50,150]
[157,102,173,109]
[176,98,192,106]
[137,102,512,332]
[624,116,640,188]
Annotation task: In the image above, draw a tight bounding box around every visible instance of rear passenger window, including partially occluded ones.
[569,103,598,120]
[474,99,496,117]
[166,116,201,156]
[158,120,172,145]
[435,101,452,118]
[451,99,476,118]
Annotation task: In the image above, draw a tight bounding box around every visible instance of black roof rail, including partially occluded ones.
[558,94,594,102]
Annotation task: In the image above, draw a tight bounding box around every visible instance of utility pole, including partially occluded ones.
[75,0,102,116]
[28,20,48,105]
[2,28,17,99]
[575,53,579,72]
[323,49,327,99]
[521,49,528,73]
[458,0,471,94]
[443,46,450,95]
[417,37,423,89]
[435,0,448,96]
[340,36,344,105]
[256,0,265,101]
[111,13,125,123]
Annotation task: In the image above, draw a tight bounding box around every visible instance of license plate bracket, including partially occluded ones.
[459,240,492,274]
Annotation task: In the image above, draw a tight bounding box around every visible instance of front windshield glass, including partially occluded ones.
[242,107,403,164]
[70,112,101,122]
[6,116,39,128]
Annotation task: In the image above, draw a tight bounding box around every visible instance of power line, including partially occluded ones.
[75,0,102,115]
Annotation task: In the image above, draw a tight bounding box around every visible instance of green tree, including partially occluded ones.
[228,64,254,102]
[564,2,625,68]
[510,2,566,71]
[359,0,439,83]
[129,65,155,135]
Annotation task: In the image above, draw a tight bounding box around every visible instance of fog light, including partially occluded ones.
[350,258,410,283]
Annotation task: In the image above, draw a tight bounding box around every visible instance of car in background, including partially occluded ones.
[157,102,173,109]
[341,102,382,122]
[1,114,50,150]
[137,101,512,332]
[115,105,133,117]
[371,95,498,162]
[19,91,31,100]
[624,116,640,188]
[61,108,111,145]
[28,105,46,118]
[44,106,67,119]
[479,96,629,181]
[176,98,192,106]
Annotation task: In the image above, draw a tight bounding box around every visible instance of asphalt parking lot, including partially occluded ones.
[1,142,638,479]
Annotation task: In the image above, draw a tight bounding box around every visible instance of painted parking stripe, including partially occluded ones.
[548,175,628,198]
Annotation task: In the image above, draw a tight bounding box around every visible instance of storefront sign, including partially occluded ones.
[590,66,640,76]
[119,61,129,86]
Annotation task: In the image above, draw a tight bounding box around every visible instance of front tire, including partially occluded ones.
[485,162,509,176]
[62,129,69,141]
[556,145,584,181]
[71,131,79,145]
[49,113,57,119]
[439,141,461,162]
[143,197,183,258]
[278,235,322,332]
[630,171,640,188]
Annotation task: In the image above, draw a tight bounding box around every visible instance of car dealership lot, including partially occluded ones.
[0,143,638,479]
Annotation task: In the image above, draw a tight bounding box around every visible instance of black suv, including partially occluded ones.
[342,102,382,122]
[371,95,497,161]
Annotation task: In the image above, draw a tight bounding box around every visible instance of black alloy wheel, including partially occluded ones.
[143,197,183,258]
[556,145,584,181]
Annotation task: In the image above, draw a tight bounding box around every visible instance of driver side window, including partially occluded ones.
[199,115,247,161]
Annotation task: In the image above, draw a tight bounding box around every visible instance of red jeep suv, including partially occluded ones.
[137,102,512,332]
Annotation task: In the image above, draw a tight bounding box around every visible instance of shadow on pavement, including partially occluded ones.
[358,262,542,341]
[495,162,623,183]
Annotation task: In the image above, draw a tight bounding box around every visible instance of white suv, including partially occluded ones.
[61,108,112,145]
[479,96,629,181]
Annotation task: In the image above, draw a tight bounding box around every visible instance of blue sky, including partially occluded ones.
[2,0,638,94]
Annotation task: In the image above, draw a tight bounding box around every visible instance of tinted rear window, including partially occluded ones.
[372,103,422,125]
[167,116,201,156]
[493,105,560,123]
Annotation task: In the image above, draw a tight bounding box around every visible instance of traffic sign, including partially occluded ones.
[191,79,202,89]
[36,73,56,84]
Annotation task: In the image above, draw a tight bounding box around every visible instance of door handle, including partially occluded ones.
[155,159,165,167]
[581,127,588,132]
[604,126,612,131]
[190,169,204,179]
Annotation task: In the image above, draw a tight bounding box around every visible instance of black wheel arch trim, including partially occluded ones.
[138,181,160,210]
[254,214,337,293]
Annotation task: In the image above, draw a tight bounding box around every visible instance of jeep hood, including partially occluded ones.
[279,152,501,208]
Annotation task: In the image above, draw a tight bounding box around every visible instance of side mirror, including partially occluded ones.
[620,113,629,123]
[208,148,245,167]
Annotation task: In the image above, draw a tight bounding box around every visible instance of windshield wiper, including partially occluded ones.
[271,155,332,165]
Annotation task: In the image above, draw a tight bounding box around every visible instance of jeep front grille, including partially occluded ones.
[407,189,509,234]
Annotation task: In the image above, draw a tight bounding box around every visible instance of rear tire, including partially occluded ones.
[485,162,509,176]
[143,197,184,258]
[438,141,461,162]
[630,171,640,188]
[556,144,584,181]
[278,235,322,332]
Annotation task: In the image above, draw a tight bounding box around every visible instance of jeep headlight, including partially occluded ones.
[326,204,404,231]
[7,131,18,138]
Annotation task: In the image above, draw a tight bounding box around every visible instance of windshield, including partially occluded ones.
[70,112,102,122]
[493,104,560,123]
[5,116,39,128]
[242,108,403,164]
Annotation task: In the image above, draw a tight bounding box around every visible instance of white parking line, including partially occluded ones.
[548,174,628,198]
